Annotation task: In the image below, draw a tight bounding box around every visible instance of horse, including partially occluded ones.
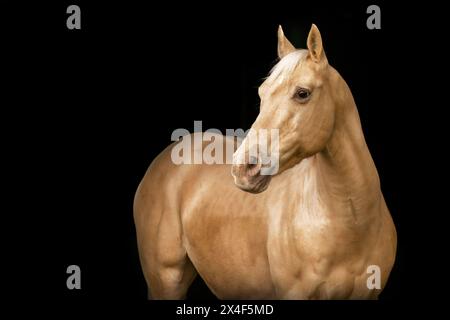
[133,24,397,299]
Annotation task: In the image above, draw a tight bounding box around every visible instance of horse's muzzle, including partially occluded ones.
[231,156,272,194]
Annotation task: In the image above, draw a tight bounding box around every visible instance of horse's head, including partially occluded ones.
[232,24,337,193]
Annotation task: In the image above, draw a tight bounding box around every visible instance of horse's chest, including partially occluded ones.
[264,205,369,298]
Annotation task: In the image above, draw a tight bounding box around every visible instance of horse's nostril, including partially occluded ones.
[231,154,262,180]
[246,158,261,177]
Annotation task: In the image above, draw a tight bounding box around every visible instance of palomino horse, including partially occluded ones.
[134,24,397,299]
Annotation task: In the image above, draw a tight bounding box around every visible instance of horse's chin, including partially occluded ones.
[234,175,272,194]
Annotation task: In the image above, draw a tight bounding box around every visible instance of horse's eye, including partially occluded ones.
[294,88,311,102]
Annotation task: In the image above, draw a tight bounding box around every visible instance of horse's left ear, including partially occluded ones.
[307,24,325,63]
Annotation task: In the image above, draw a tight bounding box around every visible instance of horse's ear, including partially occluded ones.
[277,25,296,59]
[307,24,325,63]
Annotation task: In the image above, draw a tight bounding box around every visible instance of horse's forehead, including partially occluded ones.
[293,65,317,85]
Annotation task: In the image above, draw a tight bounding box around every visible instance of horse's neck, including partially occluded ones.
[313,75,381,219]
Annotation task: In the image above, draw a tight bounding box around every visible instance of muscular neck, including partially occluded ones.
[315,74,381,218]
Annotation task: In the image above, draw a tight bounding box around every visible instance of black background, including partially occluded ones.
[4,0,444,315]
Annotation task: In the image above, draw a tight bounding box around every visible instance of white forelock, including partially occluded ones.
[267,49,308,84]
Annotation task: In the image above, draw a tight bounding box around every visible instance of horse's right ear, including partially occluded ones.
[277,25,296,59]
[307,24,325,63]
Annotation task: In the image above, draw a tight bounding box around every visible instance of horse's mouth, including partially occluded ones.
[233,174,272,194]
